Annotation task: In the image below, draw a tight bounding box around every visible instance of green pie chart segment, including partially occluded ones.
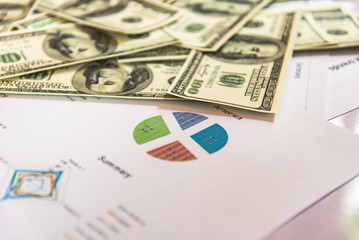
[133,115,171,145]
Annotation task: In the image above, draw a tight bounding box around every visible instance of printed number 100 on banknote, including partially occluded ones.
[168,11,300,113]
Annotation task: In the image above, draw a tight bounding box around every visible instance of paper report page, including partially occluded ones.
[1,95,359,240]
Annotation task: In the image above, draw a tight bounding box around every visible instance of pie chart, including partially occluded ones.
[133,112,228,162]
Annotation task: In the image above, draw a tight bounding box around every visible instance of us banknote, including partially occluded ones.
[13,13,190,61]
[295,7,359,50]
[118,46,190,61]
[0,59,184,99]
[294,14,330,50]
[13,12,66,30]
[155,0,175,3]
[164,0,272,51]
[0,23,179,80]
[37,0,181,34]
[168,10,300,113]
[0,0,38,32]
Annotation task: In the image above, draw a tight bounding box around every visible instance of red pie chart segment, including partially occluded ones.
[147,141,197,162]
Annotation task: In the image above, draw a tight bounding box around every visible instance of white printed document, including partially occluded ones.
[326,48,359,120]
[0,94,359,240]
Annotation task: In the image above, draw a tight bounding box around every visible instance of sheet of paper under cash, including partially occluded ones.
[37,0,181,34]
[0,23,179,80]
[168,10,300,113]
[164,0,272,51]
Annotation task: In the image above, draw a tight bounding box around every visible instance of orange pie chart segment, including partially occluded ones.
[147,141,197,162]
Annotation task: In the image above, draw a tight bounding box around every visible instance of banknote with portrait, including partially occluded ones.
[37,0,181,34]
[164,0,272,51]
[0,23,179,80]
[13,13,190,61]
[0,0,38,32]
[168,10,300,113]
[0,59,184,99]
[295,7,359,50]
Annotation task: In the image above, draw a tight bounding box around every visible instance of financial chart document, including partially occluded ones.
[1,95,359,240]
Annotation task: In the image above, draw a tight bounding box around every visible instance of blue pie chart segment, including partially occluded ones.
[191,124,228,154]
[173,112,208,130]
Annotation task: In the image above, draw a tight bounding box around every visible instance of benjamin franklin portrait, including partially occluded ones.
[72,60,153,96]
[43,26,117,61]
[212,34,286,64]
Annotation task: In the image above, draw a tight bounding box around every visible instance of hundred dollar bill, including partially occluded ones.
[155,0,175,3]
[13,12,66,30]
[14,14,190,62]
[168,10,300,113]
[118,45,190,61]
[0,0,38,32]
[164,0,272,51]
[37,0,181,34]
[0,23,179,80]
[295,7,359,50]
[294,14,330,50]
[0,59,184,99]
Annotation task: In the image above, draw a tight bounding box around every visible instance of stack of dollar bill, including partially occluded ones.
[295,6,359,50]
[0,0,357,113]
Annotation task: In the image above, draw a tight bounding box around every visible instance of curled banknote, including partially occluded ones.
[0,0,38,32]
[0,23,178,80]
[295,7,359,50]
[13,12,67,30]
[37,0,181,34]
[13,13,190,61]
[164,0,272,51]
[168,10,300,113]
[0,59,184,99]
